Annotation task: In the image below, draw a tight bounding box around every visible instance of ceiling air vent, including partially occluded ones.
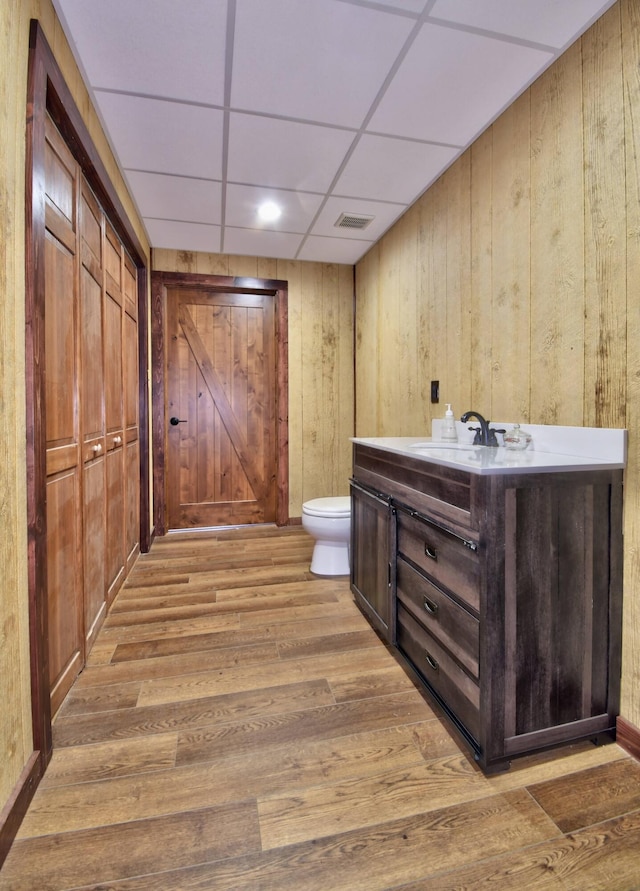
[334,212,374,231]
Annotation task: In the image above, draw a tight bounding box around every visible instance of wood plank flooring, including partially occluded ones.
[2,525,640,890]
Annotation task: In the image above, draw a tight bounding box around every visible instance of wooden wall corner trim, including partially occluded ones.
[0,752,42,867]
[616,715,640,762]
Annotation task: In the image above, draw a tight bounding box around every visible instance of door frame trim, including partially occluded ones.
[151,271,289,532]
[24,20,150,768]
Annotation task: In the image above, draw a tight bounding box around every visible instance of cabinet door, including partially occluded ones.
[350,481,395,641]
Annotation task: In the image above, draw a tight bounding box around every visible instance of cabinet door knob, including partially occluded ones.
[113,435,122,446]
[423,597,438,614]
[92,443,102,455]
[425,652,439,671]
[170,417,187,426]
[424,544,438,561]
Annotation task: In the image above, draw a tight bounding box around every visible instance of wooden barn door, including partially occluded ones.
[166,286,277,528]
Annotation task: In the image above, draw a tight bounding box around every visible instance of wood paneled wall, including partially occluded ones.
[0,0,149,816]
[0,0,32,811]
[153,250,354,516]
[355,0,640,727]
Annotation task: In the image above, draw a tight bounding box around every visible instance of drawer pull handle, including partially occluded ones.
[423,597,438,614]
[425,544,438,560]
[425,652,439,671]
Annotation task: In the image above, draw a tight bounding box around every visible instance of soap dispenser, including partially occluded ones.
[441,404,458,442]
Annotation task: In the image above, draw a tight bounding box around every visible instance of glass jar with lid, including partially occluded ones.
[503,424,532,450]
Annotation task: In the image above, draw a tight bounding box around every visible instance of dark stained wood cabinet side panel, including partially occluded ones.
[508,480,611,735]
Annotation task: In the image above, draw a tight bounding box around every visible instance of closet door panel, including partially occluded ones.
[80,267,104,439]
[44,116,83,714]
[124,287,140,568]
[125,437,140,568]
[106,447,125,599]
[124,306,139,429]
[105,224,126,600]
[46,469,83,715]
[105,290,124,434]
[80,181,107,646]
[83,455,106,645]
[45,234,76,446]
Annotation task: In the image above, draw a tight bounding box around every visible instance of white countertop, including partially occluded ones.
[351,424,626,476]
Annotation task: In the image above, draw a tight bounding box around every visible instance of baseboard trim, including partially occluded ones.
[616,716,640,762]
[0,751,43,867]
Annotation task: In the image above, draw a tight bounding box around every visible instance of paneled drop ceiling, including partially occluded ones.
[52,0,616,264]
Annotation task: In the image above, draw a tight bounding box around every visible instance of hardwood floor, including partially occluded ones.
[2,525,640,890]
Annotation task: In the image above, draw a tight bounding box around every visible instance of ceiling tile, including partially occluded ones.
[231,0,416,126]
[223,228,304,260]
[311,196,406,241]
[144,219,221,253]
[371,0,430,12]
[298,234,374,264]
[224,183,324,232]
[430,0,616,49]
[368,21,553,145]
[55,0,227,104]
[125,171,221,224]
[95,93,224,179]
[52,0,615,265]
[334,134,459,204]
[227,114,356,193]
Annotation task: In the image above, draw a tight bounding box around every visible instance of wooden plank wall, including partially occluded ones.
[152,251,355,516]
[0,0,33,809]
[354,0,640,728]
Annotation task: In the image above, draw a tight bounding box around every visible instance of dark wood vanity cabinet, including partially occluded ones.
[351,443,623,772]
[350,480,395,641]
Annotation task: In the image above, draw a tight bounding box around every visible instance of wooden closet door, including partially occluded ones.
[123,255,140,572]
[43,116,142,715]
[79,180,107,648]
[104,222,126,602]
[44,117,84,714]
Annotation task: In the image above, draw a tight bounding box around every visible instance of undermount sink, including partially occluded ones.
[410,441,478,450]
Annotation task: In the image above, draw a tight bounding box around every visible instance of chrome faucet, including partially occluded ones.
[460,411,505,447]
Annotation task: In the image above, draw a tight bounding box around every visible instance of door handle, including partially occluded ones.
[170,417,187,426]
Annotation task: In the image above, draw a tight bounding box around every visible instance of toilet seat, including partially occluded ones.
[302,496,351,518]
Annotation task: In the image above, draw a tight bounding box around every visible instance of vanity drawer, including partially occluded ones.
[397,556,479,680]
[397,605,480,742]
[397,510,479,611]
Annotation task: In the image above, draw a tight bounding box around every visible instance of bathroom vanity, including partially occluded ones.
[350,428,625,773]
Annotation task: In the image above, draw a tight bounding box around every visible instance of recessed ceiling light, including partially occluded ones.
[258,201,282,222]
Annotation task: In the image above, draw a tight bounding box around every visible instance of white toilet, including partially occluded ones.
[302,496,351,576]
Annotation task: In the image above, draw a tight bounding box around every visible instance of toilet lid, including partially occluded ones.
[303,496,351,518]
